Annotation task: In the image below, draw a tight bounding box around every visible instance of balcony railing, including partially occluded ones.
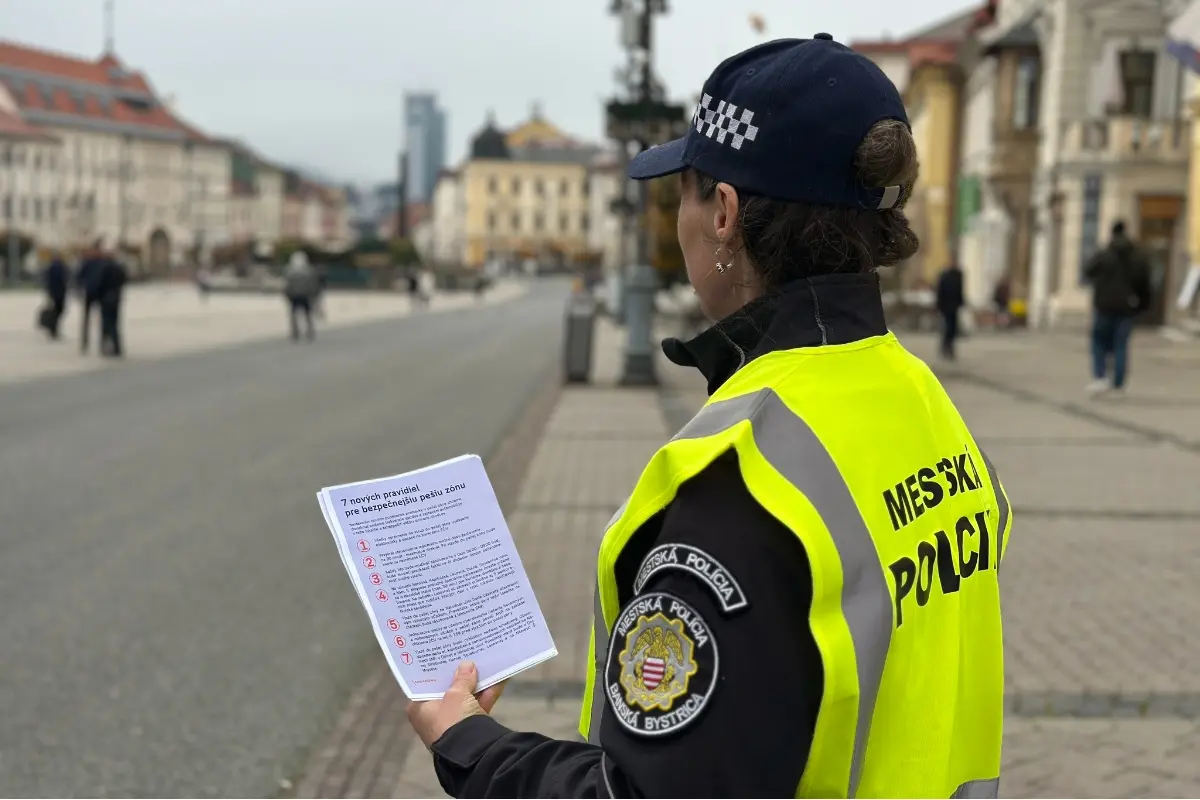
[1060,116,1190,163]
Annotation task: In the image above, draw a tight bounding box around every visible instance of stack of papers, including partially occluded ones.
[317,454,557,700]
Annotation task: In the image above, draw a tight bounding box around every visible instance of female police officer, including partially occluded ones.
[407,34,1012,799]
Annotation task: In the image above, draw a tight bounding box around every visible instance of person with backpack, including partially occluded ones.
[283,251,320,342]
[1083,220,1153,397]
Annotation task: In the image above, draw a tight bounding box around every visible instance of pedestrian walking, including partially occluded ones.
[406,34,1011,799]
[313,266,328,320]
[1083,220,1152,398]
[408,270,428,308]
[76,242,106,354]
[936,261,966,359]
[283,251,319,342]
[40,251,69,340]
[195,264,212,301]
[96,252,127,358]
[992,279,1011,329]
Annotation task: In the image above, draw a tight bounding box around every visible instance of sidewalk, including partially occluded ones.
[293,317,1200,799]
[0,281,527,386]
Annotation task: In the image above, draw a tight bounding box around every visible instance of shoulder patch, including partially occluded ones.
[604,591,719,737]
[633,543,749,614]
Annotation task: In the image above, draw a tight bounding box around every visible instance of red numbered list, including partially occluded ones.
[363,556,376,569]
[376,589,389,602]
[369,573,383,586]
[400,652,413,665]
[387,618,400,631]
[357,539,371,552]
[394,635,406,647]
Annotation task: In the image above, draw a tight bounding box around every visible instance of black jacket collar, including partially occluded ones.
[661,272,889,395]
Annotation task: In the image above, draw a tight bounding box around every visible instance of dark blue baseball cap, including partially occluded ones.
[628,34,910,210]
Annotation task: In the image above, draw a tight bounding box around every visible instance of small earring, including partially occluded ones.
[714,243,734,274]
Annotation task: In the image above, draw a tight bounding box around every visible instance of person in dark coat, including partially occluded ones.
[75,245,106,354]
[1082,220,1152,397]
[95,254,128,358]
[41,252,69,340]
[935,262,966,360]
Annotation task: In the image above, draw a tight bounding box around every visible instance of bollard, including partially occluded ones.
[563,291,597,384]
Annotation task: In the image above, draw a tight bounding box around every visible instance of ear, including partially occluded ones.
[712,183,740,241]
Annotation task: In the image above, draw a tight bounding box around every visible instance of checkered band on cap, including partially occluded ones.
[626,36,911,210]
[693,94,759,151]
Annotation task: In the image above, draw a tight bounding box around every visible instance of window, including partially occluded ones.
[1013,56,1040,129]
[511,212,521,231]
[560,212,569,233]
[488,176,498,193]
[511,177,520,194]
[38,82,54,108]
[1,195,10,220]
[19,196,28,220]
[70,89,86,113]
[49,198,57,221]
[488,211,496,231]
[33,151,41,171]
[534,212,544,232]
[1119,50,1156,118]
[581,179,590,196]
[1,145,9,166]
[560,179,570,197]
[534,179,544,196]
[33,198,42,222]
[581,213,590,232]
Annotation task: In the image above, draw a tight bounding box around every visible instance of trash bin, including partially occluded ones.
[563,292,596,383]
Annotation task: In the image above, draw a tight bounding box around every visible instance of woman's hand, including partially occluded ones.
[406,661,506,748]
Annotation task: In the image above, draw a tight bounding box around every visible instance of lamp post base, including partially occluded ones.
[619,352,657,386]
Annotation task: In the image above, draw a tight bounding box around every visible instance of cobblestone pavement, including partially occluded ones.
[298,317,1200,798]
[0,280,526,385]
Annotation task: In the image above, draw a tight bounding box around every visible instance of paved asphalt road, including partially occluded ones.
[0,279,568,797]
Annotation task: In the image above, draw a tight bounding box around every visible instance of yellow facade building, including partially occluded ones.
[460,108,600,268]
[853,10,975,286]
[904,43,964,282]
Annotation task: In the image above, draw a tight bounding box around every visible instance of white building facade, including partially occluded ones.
[983,0,1193,328]
[0,107,64,261]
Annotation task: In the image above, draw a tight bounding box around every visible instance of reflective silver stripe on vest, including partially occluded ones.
[587,585,607,743]
[979,452,1009,566]
[952,777,999,798]
[586,498,630,744]
[672,388,892,797]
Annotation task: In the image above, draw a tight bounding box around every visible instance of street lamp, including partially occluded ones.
[607,0,673,386]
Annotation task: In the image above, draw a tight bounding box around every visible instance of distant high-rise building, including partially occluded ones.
[404,93,447,204]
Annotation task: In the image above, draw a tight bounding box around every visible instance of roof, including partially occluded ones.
[0,40,203,141]
[509,142,601,165]
[0,108,56,141]
[908,40,961,70]
[983,19,1039,53]
[850,3,981,61]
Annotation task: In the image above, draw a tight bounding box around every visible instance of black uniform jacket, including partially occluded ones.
[431,273,891,798]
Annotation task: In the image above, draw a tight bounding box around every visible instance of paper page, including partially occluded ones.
[319,455,557,700]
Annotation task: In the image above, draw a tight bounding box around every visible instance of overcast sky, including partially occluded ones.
[1,0,971,185]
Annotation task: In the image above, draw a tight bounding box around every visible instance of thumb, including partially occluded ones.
[446,661,480,700]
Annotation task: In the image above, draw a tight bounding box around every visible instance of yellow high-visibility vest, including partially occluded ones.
[579,332,1011,798]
